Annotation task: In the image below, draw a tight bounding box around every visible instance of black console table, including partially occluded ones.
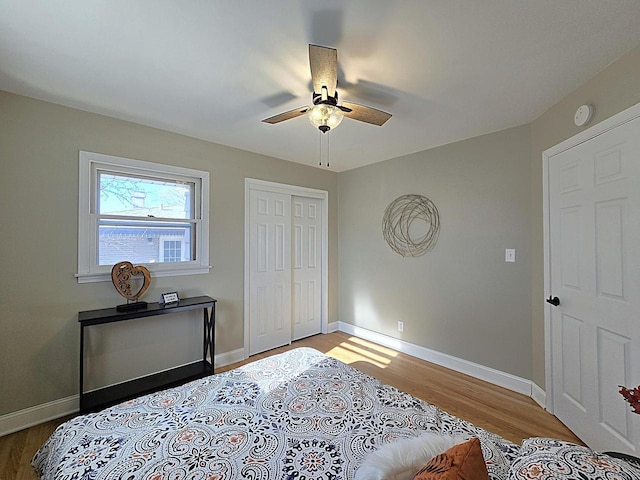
[78,295,216,413]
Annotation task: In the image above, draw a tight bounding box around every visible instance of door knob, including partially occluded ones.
[546,296,560,307]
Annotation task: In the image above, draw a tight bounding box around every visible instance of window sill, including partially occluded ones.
[75,265,212,283]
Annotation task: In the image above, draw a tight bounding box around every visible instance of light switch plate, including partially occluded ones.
[505,249,516,262]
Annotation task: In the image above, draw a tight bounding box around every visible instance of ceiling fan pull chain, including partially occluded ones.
[327,132,330,168]
[319,130,330,167]
[318,131,322,166]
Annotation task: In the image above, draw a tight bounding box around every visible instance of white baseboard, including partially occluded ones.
[213,347,245,369]
[338,322,533,397]
[531,382,546,409]
[0,348,249,438]
[0,395,78,438]
[327,321,339,333]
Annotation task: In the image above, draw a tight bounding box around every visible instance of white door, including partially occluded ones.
[292,196,323,340]
[547,114,640,453]
[248,189,292,355]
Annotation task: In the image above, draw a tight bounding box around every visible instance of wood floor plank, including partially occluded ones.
[0,332,581,479]
[0,427,25,479]
[0,416,76,480]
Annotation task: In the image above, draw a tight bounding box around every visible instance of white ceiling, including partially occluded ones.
[2,1,640,172]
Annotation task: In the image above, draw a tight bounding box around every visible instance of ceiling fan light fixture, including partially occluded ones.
[308,104,344,132]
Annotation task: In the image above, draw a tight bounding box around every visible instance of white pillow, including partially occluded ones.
[354,432,468,480]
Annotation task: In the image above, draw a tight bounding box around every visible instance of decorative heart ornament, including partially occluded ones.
[111,261,151,302]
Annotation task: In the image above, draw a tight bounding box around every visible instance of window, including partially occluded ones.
[160,238,185,262]
[77,151,210,283]
[163,241,182,262]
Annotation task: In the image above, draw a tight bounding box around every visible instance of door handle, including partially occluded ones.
[546,296,560,307]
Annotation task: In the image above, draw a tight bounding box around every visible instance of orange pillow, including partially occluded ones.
[413,437,489,480]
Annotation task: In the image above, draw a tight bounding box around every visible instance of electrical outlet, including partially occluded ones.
[398,321,404,332]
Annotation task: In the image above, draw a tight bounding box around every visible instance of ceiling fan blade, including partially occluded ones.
[262,107,309,124]
[309,44,337,98]
[341,101,392,126]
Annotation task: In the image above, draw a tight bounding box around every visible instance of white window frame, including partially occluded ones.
[76,151,210,283]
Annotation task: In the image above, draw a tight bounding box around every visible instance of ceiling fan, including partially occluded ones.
[262,44,392,133]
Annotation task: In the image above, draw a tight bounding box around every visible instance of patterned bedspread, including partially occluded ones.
[32,347,519,479]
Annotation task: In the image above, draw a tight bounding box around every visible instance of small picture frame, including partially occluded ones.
[160,291,180,306]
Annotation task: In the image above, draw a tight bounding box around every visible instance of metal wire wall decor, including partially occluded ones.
[382,194,440,257]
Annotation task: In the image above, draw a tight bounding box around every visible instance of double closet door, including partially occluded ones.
[247,183,325,356]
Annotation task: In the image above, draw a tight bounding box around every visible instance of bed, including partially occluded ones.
[32,347,640,480]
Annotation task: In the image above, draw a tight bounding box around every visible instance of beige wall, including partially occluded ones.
[338,125,533,378]
[0,91,338,415]
[530,43,640,388]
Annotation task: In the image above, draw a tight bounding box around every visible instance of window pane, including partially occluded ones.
[98,172,194,219]
[163,240,182,262]
[97,222,194,266]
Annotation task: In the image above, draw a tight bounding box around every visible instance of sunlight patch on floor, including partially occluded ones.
[347,336,399,357]
[325,338,400,369]
[338,342,391,365]
[326,345,389,368]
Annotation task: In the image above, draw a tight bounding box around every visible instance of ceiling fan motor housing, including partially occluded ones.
[313,86,338,106]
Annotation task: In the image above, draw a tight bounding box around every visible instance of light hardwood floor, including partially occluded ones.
[0,331,582,479]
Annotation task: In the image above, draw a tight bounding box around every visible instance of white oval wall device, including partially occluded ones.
[574,104,594,127]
